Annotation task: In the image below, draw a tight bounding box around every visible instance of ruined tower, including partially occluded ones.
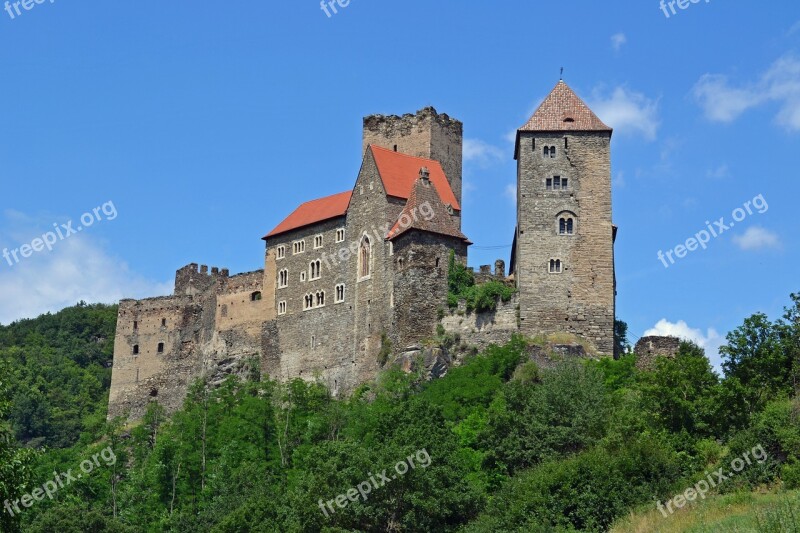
[513,81,616,354]
[362,107,463,227]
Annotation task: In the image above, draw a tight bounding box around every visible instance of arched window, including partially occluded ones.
[557,212,576,235]
[359,236,371,278]
[549,259,563,273]
[317,291,325,306]
[278,269,288,288]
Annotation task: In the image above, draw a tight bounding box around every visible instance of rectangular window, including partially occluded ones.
[314,235,323,249]
[553,176,561,190]
[157,342,164,354]
[276,245,286,259]
[546,178,552,190]
[278,301,287,315]
[336,228,345,243]
[562,178,568,189]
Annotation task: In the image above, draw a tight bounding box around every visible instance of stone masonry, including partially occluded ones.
[108,83,619,421]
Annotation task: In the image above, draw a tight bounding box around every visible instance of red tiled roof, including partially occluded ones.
[263,190,352,239]
[519,81,612,132]
[387,176,469,243]
[370,145,461,211]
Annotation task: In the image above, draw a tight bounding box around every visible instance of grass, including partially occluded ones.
[611,490,800,533]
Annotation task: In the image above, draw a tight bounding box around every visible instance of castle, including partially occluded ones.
[108,81,617,420]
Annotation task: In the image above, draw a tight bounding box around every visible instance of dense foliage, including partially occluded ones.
[0,295,797,532]
[0,302,118,449]
[447,252,515,313]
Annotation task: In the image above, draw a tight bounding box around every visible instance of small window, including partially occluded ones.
[546,178,552,190]
[300,271,307,282]
[562,178,568,189]
[157,342,164,353]
[316,291,325,307]
[549,259,563,273]
[133,320,138,331]
[304,294,313,310]
[553,176,562,190]
[278,301,287,315]
[335,284,345,303]
[251,291,262,302]
[564,117,575,123]
[293,240,305,254]
[276,245,286,259]
[435,257,441,268]
[567,219,574,235]
[314,235,323,249]
[543,146,557,158]
[311,335,316,349]
[133,344,139,355]
[161,318,166,327]
[310,260,322,280]
[278,269,289,288]
[336,228,345,243]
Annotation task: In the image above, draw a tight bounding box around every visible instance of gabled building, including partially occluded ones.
[108,83,618,421]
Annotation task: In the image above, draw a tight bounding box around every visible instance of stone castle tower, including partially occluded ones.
[108,83,618,421]
[511,81,616,354]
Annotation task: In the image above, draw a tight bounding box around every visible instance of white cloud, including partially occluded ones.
[0,211,170,325]
[644,319,724,370]
[693,54,800,131]
[463,138,506,167]
[588,86,660,140]
[706,164,730,179]
[611,33,627,51]
[732,226,781,251]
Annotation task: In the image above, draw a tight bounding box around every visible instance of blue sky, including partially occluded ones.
[1,0,798,369]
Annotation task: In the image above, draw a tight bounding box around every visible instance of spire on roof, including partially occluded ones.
[518,80,612,133]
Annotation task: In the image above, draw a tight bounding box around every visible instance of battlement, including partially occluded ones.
[363,106,463,214]
[174,263,230,296]
[470,259,508,284]
[363,106,462,137]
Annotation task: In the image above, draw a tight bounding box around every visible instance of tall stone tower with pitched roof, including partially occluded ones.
[512,81,616,354]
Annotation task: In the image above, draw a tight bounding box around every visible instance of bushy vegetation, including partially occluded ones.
[447,252,515,313]
[0,295,798,532]
[0,302,118,448]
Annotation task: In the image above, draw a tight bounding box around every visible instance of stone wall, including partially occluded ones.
[515,131,615,354]
[634,336,681,370]
[392,232,467,350]
[440,294,519,353]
